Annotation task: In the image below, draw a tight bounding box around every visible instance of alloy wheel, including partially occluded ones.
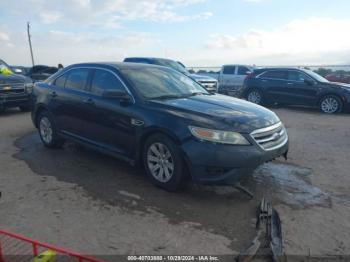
[247,90,262,104]
[39,116,53,144]
[321,97,339,114]
[147,142,174,183]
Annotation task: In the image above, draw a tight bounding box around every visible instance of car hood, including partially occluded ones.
[326,81,350,91]
[0,73,30,84]
[190,74,218,82]
[150,94,280,133]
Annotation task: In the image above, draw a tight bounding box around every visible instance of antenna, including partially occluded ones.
[27,22,35,67]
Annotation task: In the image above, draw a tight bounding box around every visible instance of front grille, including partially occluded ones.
[0,82,25,94]
[250,122,288,151]
[198,81,218,92]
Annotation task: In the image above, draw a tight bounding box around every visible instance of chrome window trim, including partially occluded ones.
[255,69,288,81]
[49,66,135,104]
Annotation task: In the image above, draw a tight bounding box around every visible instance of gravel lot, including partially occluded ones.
[0,106,349,260]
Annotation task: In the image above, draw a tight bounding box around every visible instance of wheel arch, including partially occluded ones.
[317,93,344,106]
[33,104,49,128]
[136,127,181,165]
[136,127,193,183]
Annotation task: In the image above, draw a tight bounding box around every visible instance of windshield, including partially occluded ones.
[304,70,329,83]
[0,60,13,75]
[155,59,189,75]
[121,67,209,100]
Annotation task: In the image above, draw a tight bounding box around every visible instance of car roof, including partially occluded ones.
[223,64,253,67]
[67,62,169,70]
[124,57,172,61]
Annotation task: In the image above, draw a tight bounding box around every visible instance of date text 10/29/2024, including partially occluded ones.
[127,256,220,261]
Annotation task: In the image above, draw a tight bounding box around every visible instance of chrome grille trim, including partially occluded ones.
[250,122,288,151]
[0,82,26,94]
[198,81,218,92]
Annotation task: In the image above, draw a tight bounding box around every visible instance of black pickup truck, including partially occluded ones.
[0,59,33,112]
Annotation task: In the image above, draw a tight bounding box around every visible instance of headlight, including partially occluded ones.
[25,83,34,93]
[189,126,250,145]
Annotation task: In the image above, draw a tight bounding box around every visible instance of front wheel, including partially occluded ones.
[143,134,187,191]
[319,95,343,114]
[37,111,65,148]
[246,89,264,105]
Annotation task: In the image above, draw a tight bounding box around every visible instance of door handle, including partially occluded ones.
[83,98,94,105]
[50,91,58,98]
[287,82,294,85]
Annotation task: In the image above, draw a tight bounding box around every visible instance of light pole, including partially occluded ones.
[27,22,35,66]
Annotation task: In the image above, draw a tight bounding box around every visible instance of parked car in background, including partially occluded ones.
[27,65,58,82]
[216,65,255,96]
[325,73,350,84]
[10,66,30,75]
[242,68,350,114]
[32,62,288,191]
[0,59,33,112]
[123,57,218,93]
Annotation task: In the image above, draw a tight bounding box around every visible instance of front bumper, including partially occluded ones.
[218,86,244,97]
[181,138,288,185]
[0,93,31,108]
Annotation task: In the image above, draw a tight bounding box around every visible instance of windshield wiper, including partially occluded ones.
[187,92,210,96]
[149,94,185,100]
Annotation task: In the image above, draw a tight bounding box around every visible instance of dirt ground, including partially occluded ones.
[0,106,349,260]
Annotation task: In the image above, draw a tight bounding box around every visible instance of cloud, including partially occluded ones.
[0,0,211,27]
[39,11,63,24]
[0,31,10,42]
[205,17,350,65]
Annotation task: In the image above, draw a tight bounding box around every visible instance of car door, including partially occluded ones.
[285,70,319,105]
[236,66,252,87]
[220,65,237,90]
[258,70,290,103]
[82,68,137,158]
[50,68,93,137]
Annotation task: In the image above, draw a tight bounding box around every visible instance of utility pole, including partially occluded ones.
[27,22,35,66]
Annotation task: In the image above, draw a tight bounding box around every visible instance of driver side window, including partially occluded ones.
[288,71,313,82]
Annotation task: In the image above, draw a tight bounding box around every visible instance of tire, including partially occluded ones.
[143,134,187,191]
[19,105,31,112]
[319,95,343,114]
[246,89,264,105]
[37,111,65,148]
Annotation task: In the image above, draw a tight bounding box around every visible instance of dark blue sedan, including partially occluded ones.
[31,62,288,191]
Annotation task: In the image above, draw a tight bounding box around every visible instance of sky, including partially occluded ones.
[1,0,350,67]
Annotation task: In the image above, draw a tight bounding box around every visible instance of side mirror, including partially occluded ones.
[102,89,132,101]
[304,79,314,86]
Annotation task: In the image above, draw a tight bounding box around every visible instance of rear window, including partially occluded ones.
[260,70,287,80]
